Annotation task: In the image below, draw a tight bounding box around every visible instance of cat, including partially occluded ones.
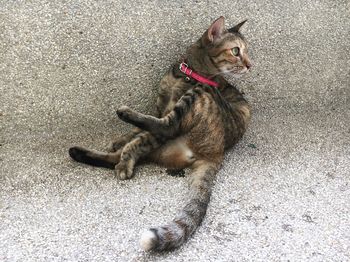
[69,16,252,251]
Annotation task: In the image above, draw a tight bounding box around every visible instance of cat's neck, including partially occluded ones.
[185,41,218,78]
[183,41,227,89]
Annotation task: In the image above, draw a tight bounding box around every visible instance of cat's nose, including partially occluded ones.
[246,62,252,70]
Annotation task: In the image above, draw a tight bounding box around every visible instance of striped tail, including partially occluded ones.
[140,160,218,251]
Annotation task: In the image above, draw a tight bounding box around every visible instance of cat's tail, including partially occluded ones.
[140,160,218,251]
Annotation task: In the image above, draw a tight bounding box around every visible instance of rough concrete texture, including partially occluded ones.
[1,0,349,261]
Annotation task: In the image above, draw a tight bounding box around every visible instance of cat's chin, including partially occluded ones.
[231,73,246,79]
[219,68,249,78]
[223,71,248,79]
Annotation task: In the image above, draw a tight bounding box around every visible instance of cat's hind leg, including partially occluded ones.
[116,87,203,138]
[69,146,121,169]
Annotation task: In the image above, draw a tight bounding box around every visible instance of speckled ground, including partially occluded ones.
[1,0,349,261]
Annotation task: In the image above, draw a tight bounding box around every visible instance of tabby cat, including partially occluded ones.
[69,16,252,251]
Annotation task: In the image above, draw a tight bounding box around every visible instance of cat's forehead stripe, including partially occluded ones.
[217,34,246,50]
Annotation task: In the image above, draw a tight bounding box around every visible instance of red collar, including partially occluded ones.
[179,62,219,88]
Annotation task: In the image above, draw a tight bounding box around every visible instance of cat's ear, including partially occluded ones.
[228,19,247,33]
[202,16,225,45]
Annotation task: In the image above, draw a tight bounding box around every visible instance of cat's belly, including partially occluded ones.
[162,136,195,162]
[150,136,195,169]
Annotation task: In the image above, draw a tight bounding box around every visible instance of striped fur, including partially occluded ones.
[68,16,251,251]
[141,161,218,250]
[116,87,203,139]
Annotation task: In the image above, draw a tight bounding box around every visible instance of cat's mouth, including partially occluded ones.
[217,66,250,77]
[227,67,250,78]
[240,67,250,74]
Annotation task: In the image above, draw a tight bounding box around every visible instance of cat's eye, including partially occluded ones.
[231,47,240,56]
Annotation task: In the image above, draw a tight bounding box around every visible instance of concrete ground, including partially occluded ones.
[1,0,349,261]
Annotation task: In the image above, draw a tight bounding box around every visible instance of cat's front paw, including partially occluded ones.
[116,106,134,122]
[115,160,135,180]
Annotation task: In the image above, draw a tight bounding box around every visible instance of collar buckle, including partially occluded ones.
[179,62,192,76]
[178,62,219,88]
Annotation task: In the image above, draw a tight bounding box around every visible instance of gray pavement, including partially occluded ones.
[1,0,349,261]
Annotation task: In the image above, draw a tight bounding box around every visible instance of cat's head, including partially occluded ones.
[200,16,252,77]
